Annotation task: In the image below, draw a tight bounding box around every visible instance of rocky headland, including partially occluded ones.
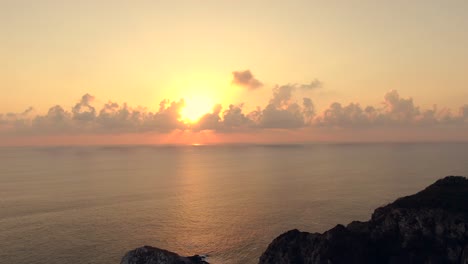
[122,176,468,264]
[121,245,208,264]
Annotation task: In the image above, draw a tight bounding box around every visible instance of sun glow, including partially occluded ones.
[180,96,214,123]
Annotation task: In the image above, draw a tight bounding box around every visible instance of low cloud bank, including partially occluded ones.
[1,85,467,139]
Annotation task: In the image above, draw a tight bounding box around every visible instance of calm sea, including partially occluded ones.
[1,143,467,264]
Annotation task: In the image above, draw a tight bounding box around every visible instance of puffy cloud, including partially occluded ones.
[147,99,187,132]
[302,98,315,124]
[255,85,316,129]
[0,107,35,133]
[192,83,319,131]
[179,83,319,131]
[259,103,305,128]
[300,79,323,90]
[96,102,146,132]
[222,104,253,129]
[195,104,258,132]
[1,85,467,139]
[269,85,294,107]
[195,104,223,131]
[382,90,419,123]
[72,93,96,121]
[0,95,188,135]
[317,102,373,127]
[32,105,73,132]
[232,70,263,90]
[460,105,468,121]
[315,90,467,128]
[0,76,329,136]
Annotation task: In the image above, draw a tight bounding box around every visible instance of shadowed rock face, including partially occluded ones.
[120,246,208,264]
[259,176,468,264]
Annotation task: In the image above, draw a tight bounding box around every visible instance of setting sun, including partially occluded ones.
[180,96,215,123]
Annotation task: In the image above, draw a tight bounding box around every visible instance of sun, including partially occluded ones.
[180,96,214,123]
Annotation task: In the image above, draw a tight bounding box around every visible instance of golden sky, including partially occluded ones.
[1,1,468,144]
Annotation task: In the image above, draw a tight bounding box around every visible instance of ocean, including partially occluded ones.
[1,143,467,264]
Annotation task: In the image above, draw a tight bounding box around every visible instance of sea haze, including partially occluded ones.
[1,143,467,264]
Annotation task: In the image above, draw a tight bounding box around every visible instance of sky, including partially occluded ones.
[1,0,468,145]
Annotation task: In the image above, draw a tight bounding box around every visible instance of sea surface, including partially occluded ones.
[1,143,468,264]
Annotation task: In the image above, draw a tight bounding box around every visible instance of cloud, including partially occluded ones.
[317,102,374,127]
[179,83,318,131]
[33,105,73,133]
[314,90,467,128]
[269,85,294,107]
[253,85,316,129]
[96,102,150,132]
[302,98,315,123]
[382,90,419,123]
[259,103,305,128]
[1,80,467,142]
[460,105,468,120]
[232,70,263,90]
[300,79,323,90]
[72,93,96,121]
[222,104,252,129]
[194,104,257,132]
[0,96,188,135]
[148,99,187,132]
[194,104,223,131]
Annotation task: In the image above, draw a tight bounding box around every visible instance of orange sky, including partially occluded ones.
[1,1,468,145]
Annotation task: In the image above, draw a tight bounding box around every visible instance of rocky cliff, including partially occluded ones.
[259,176,468,264]
[121,246,208,264]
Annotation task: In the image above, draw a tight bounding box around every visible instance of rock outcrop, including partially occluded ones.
[121,245,208,264]
[259,176,468,264]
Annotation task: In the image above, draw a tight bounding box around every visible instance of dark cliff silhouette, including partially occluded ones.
[259,176,468,264]
[121,246,208,264]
